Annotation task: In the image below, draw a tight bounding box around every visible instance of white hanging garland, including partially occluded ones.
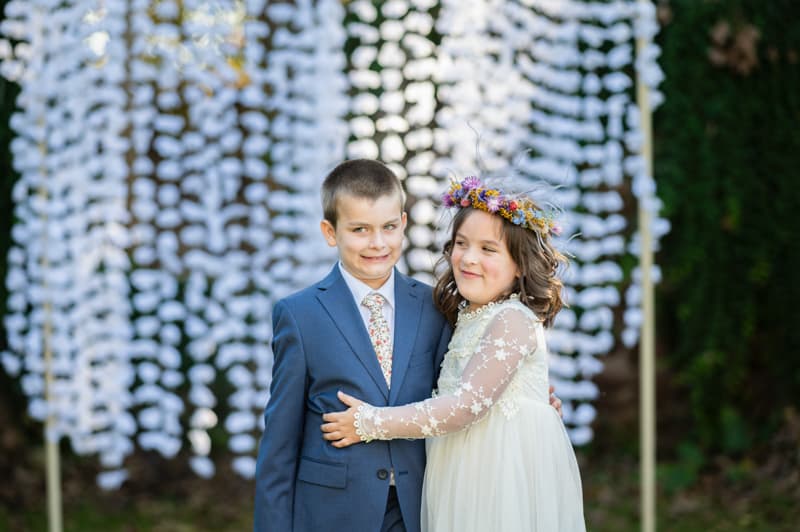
[0,0,665,482]
[1,0,135,489]
[431,0,667,444]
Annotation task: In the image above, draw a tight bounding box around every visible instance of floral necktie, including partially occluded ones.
[362,292,392,387]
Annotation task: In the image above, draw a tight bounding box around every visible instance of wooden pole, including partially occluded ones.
[39,137,63,532]
[635,2,656,531]
[43,303,63,532]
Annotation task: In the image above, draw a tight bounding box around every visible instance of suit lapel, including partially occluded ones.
[389,273,423,404]
[316,267,389,400]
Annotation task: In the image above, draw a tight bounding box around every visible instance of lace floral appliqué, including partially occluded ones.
[354,300,541,441]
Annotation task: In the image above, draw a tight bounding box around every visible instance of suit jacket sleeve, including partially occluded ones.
[254,300,308,532]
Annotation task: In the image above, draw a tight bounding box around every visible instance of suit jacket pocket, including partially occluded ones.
[297,456,348,489]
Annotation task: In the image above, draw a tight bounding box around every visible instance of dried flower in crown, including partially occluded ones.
[441,176,561,236]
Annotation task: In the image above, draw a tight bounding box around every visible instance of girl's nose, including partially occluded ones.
[461,248,478,265]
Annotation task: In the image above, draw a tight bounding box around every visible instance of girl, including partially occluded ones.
[321,177,586,532]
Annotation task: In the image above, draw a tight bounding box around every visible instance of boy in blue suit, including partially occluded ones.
[254,159,452,532]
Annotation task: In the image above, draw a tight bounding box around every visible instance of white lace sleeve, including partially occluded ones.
[354,306,537,441]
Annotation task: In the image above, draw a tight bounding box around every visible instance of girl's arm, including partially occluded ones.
[321,305,536,444]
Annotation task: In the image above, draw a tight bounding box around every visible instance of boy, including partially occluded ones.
[254,159,451,532]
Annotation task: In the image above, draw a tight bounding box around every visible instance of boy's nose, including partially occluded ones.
[369,232,386,248]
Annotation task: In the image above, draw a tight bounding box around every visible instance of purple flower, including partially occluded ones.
[461,176,481,191]
[486,196,501,212]
[550,224,562,236]
[442,193,455,207]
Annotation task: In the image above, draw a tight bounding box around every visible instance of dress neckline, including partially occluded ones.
[457,293,520,323]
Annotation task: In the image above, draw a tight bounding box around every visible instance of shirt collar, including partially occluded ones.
[338,262,395,310]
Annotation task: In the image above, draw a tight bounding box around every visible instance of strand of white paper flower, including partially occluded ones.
[0,0,136,489]
[226,0,348,479]
[76,0,136,489]
[344,0,441,280]
[219,0,274,481]
[1,0,58,438]
[516,0,627,444]
[433,0,533,176]
[126,0,187,476]
[179,0,249,479]
[621,0,668,347]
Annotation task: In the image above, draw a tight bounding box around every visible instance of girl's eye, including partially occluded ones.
[483,247,496,253]
[454,240,466,247]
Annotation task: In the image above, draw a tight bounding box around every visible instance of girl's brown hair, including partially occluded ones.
[433,207,568,327]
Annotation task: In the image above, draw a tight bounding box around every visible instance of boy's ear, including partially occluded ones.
[320,220,337,247]
[401,211,408,229]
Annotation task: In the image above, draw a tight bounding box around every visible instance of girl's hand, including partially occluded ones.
[321,391,366,448]
[549,385,563,418]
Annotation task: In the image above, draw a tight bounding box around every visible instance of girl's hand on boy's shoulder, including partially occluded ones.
[321,391,364,448]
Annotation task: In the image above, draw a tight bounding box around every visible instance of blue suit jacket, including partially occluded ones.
[254,266,452,532]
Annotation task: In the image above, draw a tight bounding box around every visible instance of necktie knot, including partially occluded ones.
[362,292,386,314]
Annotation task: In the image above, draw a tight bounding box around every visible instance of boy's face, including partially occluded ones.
[320,193,407,289]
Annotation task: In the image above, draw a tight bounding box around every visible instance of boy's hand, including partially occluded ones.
[321,391,365,448]
[549,385,563,418]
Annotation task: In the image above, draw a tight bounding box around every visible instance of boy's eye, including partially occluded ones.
[352,227,366,233]
[384,224,396,230]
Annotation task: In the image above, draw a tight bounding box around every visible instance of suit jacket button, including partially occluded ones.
[377,469,389,480]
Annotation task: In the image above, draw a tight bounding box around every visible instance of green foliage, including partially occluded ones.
[656,0,800,455]
[657,441,706,494]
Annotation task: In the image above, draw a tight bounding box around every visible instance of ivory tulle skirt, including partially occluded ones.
[421,398,586,532]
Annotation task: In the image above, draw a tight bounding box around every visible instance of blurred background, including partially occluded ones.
[1,0,799,530]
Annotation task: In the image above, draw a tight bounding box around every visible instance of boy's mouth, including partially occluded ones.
[362,254,390,262]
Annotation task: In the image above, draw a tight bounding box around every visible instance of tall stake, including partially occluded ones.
[39,143,63,532]
[636,1,656,530]
[44,305,63,532]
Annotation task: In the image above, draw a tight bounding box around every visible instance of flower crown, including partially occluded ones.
[441,176,561,236]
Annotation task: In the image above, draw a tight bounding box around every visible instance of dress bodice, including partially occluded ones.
[436,297,550,418]
[353,295,549,441]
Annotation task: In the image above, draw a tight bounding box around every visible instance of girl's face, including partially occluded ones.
[450,210,520,311]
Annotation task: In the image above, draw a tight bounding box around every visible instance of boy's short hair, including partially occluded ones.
[321,159,406,226]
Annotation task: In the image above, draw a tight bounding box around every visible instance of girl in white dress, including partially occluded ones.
[322,177,586,532]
